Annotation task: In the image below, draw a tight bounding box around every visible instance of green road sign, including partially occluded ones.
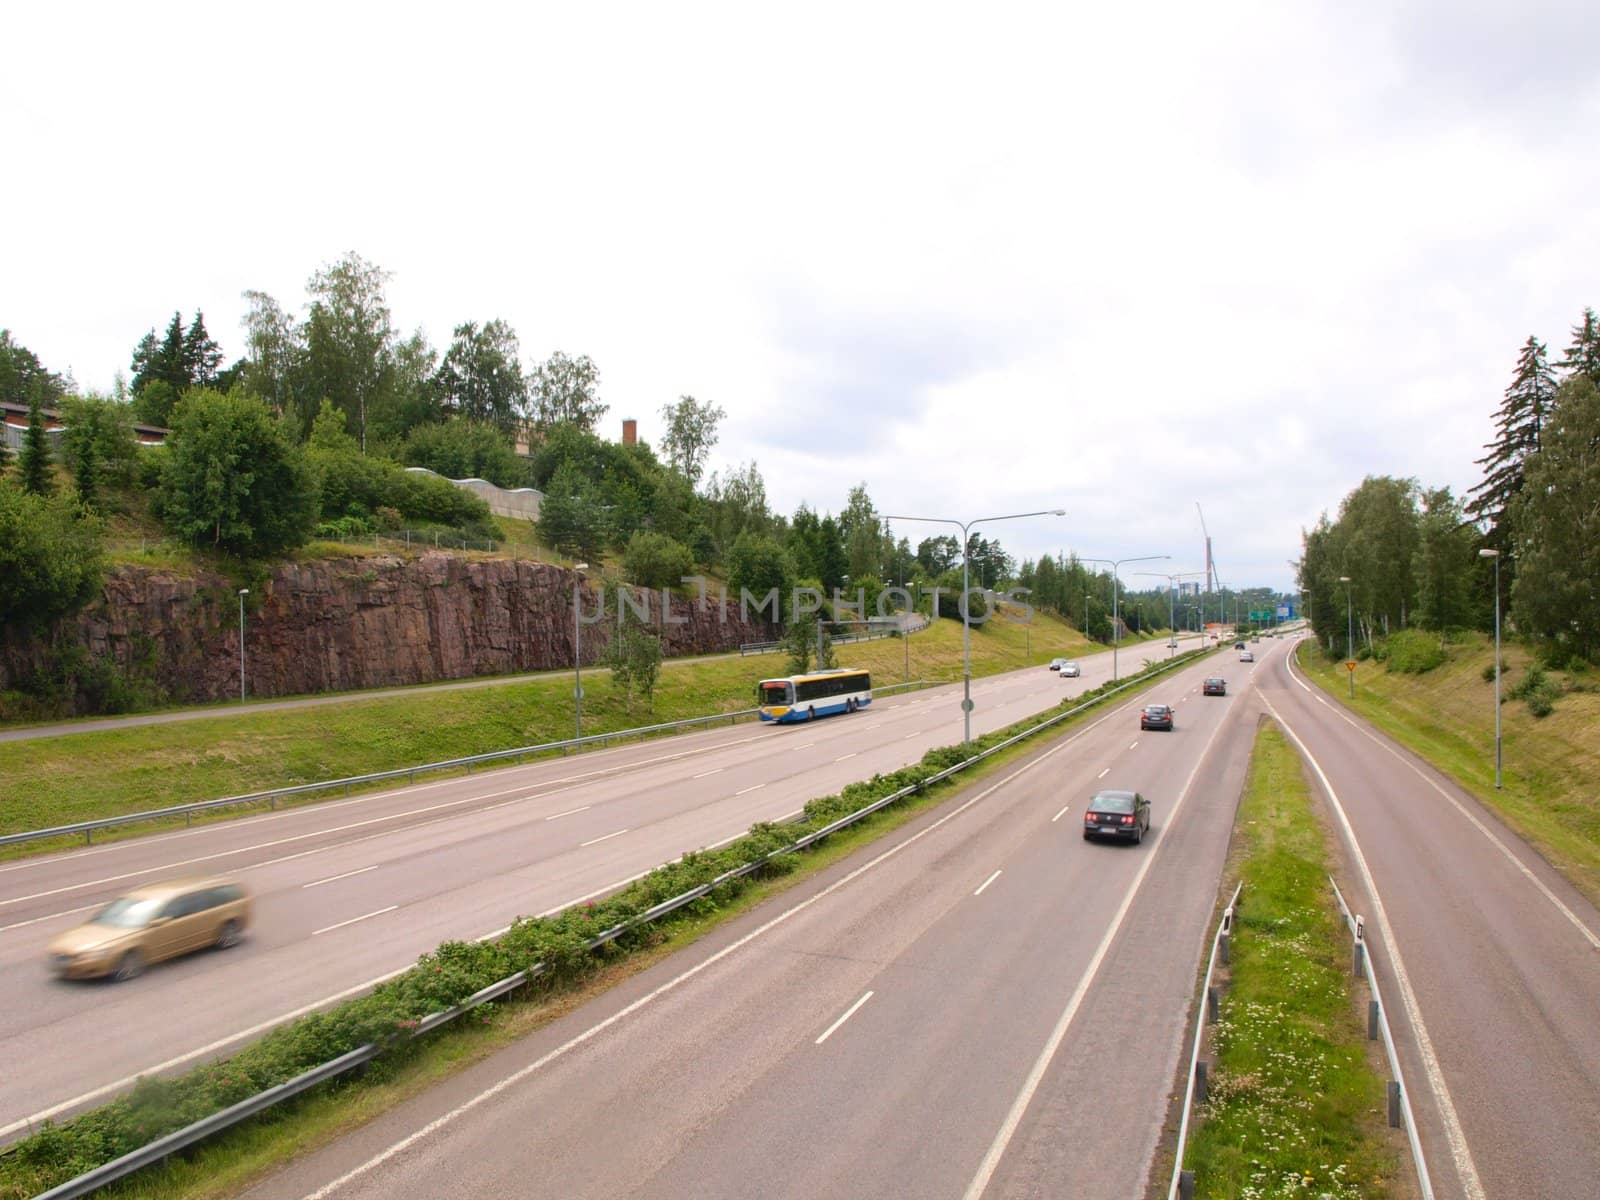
[1249,609,1272,621]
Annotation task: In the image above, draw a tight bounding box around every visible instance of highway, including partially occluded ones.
[237,643,1260,1200]
[1257,641,1600,1200]
[0,637,1200,1141]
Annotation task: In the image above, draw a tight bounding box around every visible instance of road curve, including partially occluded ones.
[1258,640,1600,1200]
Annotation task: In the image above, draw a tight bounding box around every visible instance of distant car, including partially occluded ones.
[1239,650,1254,663]
[1140,703,1174,731]
[1083,789,1151,843]
[1203,677,1227,696]
[48,877,252,982]
[1250,635,1260,643]
[1049,657,1068,671]
[1234,641,1246,650]
[1167,639,1179,648]
[1059,661,1081,677]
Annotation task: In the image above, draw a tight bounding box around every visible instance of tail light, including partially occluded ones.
[1121,815,1135,825]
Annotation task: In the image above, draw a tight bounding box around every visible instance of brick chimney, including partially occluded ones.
[622,417,637,446]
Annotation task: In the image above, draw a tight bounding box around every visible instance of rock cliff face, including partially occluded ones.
[0,554,779,709]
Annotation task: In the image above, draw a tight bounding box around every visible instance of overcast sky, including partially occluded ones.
[6,1,1597,595]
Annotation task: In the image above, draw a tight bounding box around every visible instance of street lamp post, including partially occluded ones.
[1479,549,1502,788]
[1082,555,1170,680]
[876,508,1066,744]
[237,588,249,702]
[1339,575,1354,698]
[1136,570,1206,657]
[573,562,589,742]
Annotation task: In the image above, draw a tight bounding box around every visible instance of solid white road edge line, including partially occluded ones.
[961,699,1234,1200]
[1283,644,1600,950]
[297,681,1148,1199]
[1259,690,1485,1200]
[814,991,875,1046]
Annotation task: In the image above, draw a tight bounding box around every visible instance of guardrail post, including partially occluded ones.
[1194,1060,1208,1103]
[1387,1080,1402,1128]
[1368,999,1381,1040]
[1353,914,1366,977]
[1178,1169,1195,1199]
[86,828,93,846]
[1207,986,1219,1023]
[1219,932,1230,965]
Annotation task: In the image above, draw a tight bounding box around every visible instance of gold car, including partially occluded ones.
[48,877,252,982]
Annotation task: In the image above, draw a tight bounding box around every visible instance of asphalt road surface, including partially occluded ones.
[1257,642,1600,1200]
[236,646,1260,1200]
[0,638,1205,1140]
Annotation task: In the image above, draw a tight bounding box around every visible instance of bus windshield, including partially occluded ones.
[759,681,793,706]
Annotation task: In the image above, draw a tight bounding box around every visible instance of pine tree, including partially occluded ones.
[181,310,223,389]
[1556,306,1600,385]
[19,395,54,495]
[1466,335,1555,615]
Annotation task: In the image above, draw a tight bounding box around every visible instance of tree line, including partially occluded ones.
[1299,307,1600,665]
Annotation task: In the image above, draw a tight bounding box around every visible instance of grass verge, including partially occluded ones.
[1183,720,1404,1199]
[1296,634,1600,910]
[0,651,1207,1200]
[0,608,1158,851]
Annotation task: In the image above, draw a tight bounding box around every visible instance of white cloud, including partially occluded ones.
[4,0,1596,594]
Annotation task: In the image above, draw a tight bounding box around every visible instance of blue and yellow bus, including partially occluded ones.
[757,668,873,723]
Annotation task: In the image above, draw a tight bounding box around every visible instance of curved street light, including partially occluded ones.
[875,508,1066,744]
[1079,554,1170,680]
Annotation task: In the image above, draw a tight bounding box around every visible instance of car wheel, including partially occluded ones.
[216,919,241,950]
[1134,823,1144,845]
[1082,831,1093,841]
[113,950,145,982]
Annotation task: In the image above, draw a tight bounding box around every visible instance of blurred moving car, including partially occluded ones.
[1049,657,1068,671]
[1140,703,1174,731]
[1203,676,1227,696]
[1059,661,1081,677]
[1083,789,1151,843]
[1234,641,1246,650]
[48,877,252,982]
[1240,650,1255,663]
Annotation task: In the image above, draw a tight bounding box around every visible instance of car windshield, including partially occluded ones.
[1092,793,1136,813]
[90,897,165,928]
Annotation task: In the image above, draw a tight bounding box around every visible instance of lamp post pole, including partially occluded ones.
[573,562,589,742]
[877,508,1066,744]
[1479,549,1502,788]
[1136,570,1205,657]
[1339,574,1354,698]
[1083,555,1169,680]
[237,588,249,702]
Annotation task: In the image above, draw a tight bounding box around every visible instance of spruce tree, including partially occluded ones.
[181,310,223,388]
[18,395,54,494]
[1466,335,1555,615]
[1556,306,1600,385]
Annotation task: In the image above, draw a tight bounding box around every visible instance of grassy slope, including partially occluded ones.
[1186,722,1402,1198]
[0,609,1177,842]
[1297,634,1600,909]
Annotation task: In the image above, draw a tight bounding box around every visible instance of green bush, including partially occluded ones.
[622,532,694,590]
[1510,662,1561,716]
[1481,662,1499,684]
[1384,629,1446,674]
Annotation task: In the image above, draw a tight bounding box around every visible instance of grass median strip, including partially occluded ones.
[1183,721,1403,1198]
[0,650,1207,1200]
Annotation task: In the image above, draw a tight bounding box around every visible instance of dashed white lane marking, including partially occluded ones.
[303,865,378,889]
[815,991,875,1046]
[579,829,628,848]
[313,906,397,937]
[545,806,591,821]
[1051,806,1069,823]
[974,869,1002,897]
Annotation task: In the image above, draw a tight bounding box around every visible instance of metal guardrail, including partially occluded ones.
[1168,881,1243,1200]
[0,682,936,851]
[1329,875,1435,1199]
[29,650,1210,1198]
